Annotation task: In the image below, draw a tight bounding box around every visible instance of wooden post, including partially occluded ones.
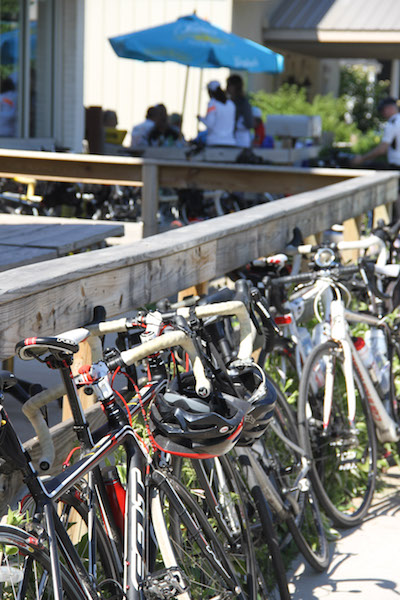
[341,216,363,264]
[62,337,103,421]
[373,203,392,226]
[142,162,159,238]
[178,282,209,303]
[85,106,104,155]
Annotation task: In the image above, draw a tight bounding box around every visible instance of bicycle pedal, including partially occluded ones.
[143,567,189,599]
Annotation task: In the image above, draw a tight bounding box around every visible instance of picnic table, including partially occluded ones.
[0,213,125,272]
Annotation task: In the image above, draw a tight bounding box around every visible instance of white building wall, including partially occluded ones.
[84,0,233,143]
[232,0,281,95]
[56,0,85,153]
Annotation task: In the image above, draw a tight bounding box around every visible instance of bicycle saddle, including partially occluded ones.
[15,328,89,360]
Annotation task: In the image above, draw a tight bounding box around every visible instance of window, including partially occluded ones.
[0,0,54,140]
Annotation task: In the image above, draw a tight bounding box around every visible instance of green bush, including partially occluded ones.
[339,65,389,134]
[350,129,385,157]
[250,84,360,143]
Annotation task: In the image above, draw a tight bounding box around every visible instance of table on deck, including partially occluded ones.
[0,214,125,272]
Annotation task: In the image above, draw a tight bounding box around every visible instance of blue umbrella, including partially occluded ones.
[109,14,284,73]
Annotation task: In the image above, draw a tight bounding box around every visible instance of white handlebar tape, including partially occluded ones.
[22,383,66,471]
[120,329,211,397]
[177,300,253,360]
[86,318,130,336]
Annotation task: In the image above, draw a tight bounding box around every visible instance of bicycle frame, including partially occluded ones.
[1,376,199,600]
[325,299,400,443]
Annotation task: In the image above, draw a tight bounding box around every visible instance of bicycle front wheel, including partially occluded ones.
[298,341,377,527]
[255,377,330,572]
[0,524,82,599]
[150,469,251,600]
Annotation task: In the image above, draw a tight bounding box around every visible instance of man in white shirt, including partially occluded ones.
[352,97,400,168]
[198,81,236,147]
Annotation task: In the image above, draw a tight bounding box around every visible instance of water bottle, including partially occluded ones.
[365,328,390,397]
[297,326,325,389]
[297,326,313,358]
[308,323,329,388]
[354,336,380,386]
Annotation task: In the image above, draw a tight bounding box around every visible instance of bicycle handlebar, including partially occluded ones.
[22,383,67,471]
[270,264,360,287]
[120,329,211,397]
[87,317,132,336]
[23,329,212,470]
[175,301,253,361]
[290,233,386,256]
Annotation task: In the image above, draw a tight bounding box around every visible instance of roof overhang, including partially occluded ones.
[264,0,400,60]
[263,32,400,59]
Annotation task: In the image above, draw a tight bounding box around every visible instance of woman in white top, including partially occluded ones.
[198,81,236,147]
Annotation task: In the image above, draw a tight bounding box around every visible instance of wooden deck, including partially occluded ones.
[0,214,125,272]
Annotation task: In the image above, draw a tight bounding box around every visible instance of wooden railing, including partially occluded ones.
[0,164,397,361]
[0,148,380,236]
[0,150,398,509]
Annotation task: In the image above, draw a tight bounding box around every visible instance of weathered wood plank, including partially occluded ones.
[0,149,366,192]
[0,245,57,271]
[156,162,368,195]
[0,149,143,185]
[0,171,397,361]
[0,223,124,253]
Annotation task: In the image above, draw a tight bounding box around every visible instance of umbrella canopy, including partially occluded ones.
[109,14,284,73]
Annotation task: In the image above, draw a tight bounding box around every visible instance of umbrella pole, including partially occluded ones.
[181,65,190,130]
[197,69,203,133]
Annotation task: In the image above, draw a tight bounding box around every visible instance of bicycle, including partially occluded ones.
[161,284,330,573]
[99,301,291,599]
[6,326,256,599]
[290,257,400,527]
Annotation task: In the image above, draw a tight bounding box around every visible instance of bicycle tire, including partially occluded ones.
[174,453,289,600]
[0,524,82,599]
[298,340,377,528]
[151,469,251,600]
[232,451,291,599]
[19,486,123,598]
[388,336,400,457]
[254,375,330,572]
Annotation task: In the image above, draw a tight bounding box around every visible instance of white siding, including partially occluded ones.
[56,0,85,152]
[84,0,233,142]
[232,0,281,94]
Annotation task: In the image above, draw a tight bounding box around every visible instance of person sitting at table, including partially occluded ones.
[130,105,159,147]
[148,104,180,147]
[197,81,236,147]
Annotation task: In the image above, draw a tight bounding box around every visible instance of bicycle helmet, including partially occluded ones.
[226,364,277,446]
[149,385,250,458]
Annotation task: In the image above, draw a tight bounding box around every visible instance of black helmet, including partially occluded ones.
[149,386,250,458]
[227,363,277,445]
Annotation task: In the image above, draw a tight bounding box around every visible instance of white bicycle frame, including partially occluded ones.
[326,299,399,443]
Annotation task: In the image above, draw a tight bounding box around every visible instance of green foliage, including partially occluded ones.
[350,129,387,157]
[339,65,390,134]
[251,83,360,143]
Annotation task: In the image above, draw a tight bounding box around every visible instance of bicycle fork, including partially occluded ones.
[329,300,400,443]
[124,448,192,600]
